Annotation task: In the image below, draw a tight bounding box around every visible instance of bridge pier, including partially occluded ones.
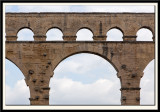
[118,70,143,105]
[24,63,54,105]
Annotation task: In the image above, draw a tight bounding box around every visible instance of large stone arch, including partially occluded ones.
[49,53,121,105]
[5,57,25,77]
[52,51,119,75]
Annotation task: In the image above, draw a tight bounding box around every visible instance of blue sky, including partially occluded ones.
[5,4,155,105]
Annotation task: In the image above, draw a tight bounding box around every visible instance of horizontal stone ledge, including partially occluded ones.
[5,36,17,38]
[93,36,107,38]
[63,36,77,38]
[5,41,155,43]
[123,36,137,38]
[120,87,141,91]
[34,35,46,38]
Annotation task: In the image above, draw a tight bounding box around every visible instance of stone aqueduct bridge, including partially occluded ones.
[5,13,155,105]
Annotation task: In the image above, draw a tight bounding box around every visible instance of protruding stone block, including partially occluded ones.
[121,64,126,69]
[136,97,140,101]
[122,96,126,101]
[123,36,137,41]
[34,87,40,91]
[43,95,49,99]
[6,36,17,41]
[131,73,137,78]
[29,70,34,74]
[63,36,76,41]
[48,61,51,65]
[42,87,50,90]
[35,96,39,100]
[93,36,106,41]
[43,53,47,56]
[32,79,37,83]
[34,35,46,41]
[40,79,44,83]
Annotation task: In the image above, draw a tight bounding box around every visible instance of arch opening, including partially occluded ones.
[46,28,63,41]
[106,28,123,41]
[140,59,154,105]
[136,28,153,41]
[17,28,34,41]
[76,28,93,41]
[5,59,30,105]
[49,53,121,105]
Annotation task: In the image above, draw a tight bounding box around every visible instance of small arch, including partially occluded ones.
[46,27,63,34]
[136,27,153,41]
[16,27,34,36]
[140,59,154,105]
[17,28,34,41]
[138,26,154,35]
[76,28,94,41]
[46,27,63,41]
[106,27,124,41]
[5,58,30,105]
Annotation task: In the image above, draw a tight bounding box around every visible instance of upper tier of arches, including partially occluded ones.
[5,13,155,41]
[12,27,154,41]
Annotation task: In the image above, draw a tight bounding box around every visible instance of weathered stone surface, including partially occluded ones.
[5,13,155,41]
[5,13,155,105]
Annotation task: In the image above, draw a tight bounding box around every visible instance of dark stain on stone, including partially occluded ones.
[121,64,126,70]
[111,51,114,60]
[103,46,108,56]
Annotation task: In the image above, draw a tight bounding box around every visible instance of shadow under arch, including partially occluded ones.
[137,26,154,35]
[107,26,124,35]
[52,51,119,74]
[16,27,34,36]
[46,27,63,35]
[76,27,94,36]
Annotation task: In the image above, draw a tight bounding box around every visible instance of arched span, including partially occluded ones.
[107,26,124,35]
[140,59,154,105]
[52,51,119,73]
[137,26,154,35]
[16,27,34,36]
[142,58,155,74]
[76,27,94,36]
[5,57,26,78]
[46,27,63,35]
